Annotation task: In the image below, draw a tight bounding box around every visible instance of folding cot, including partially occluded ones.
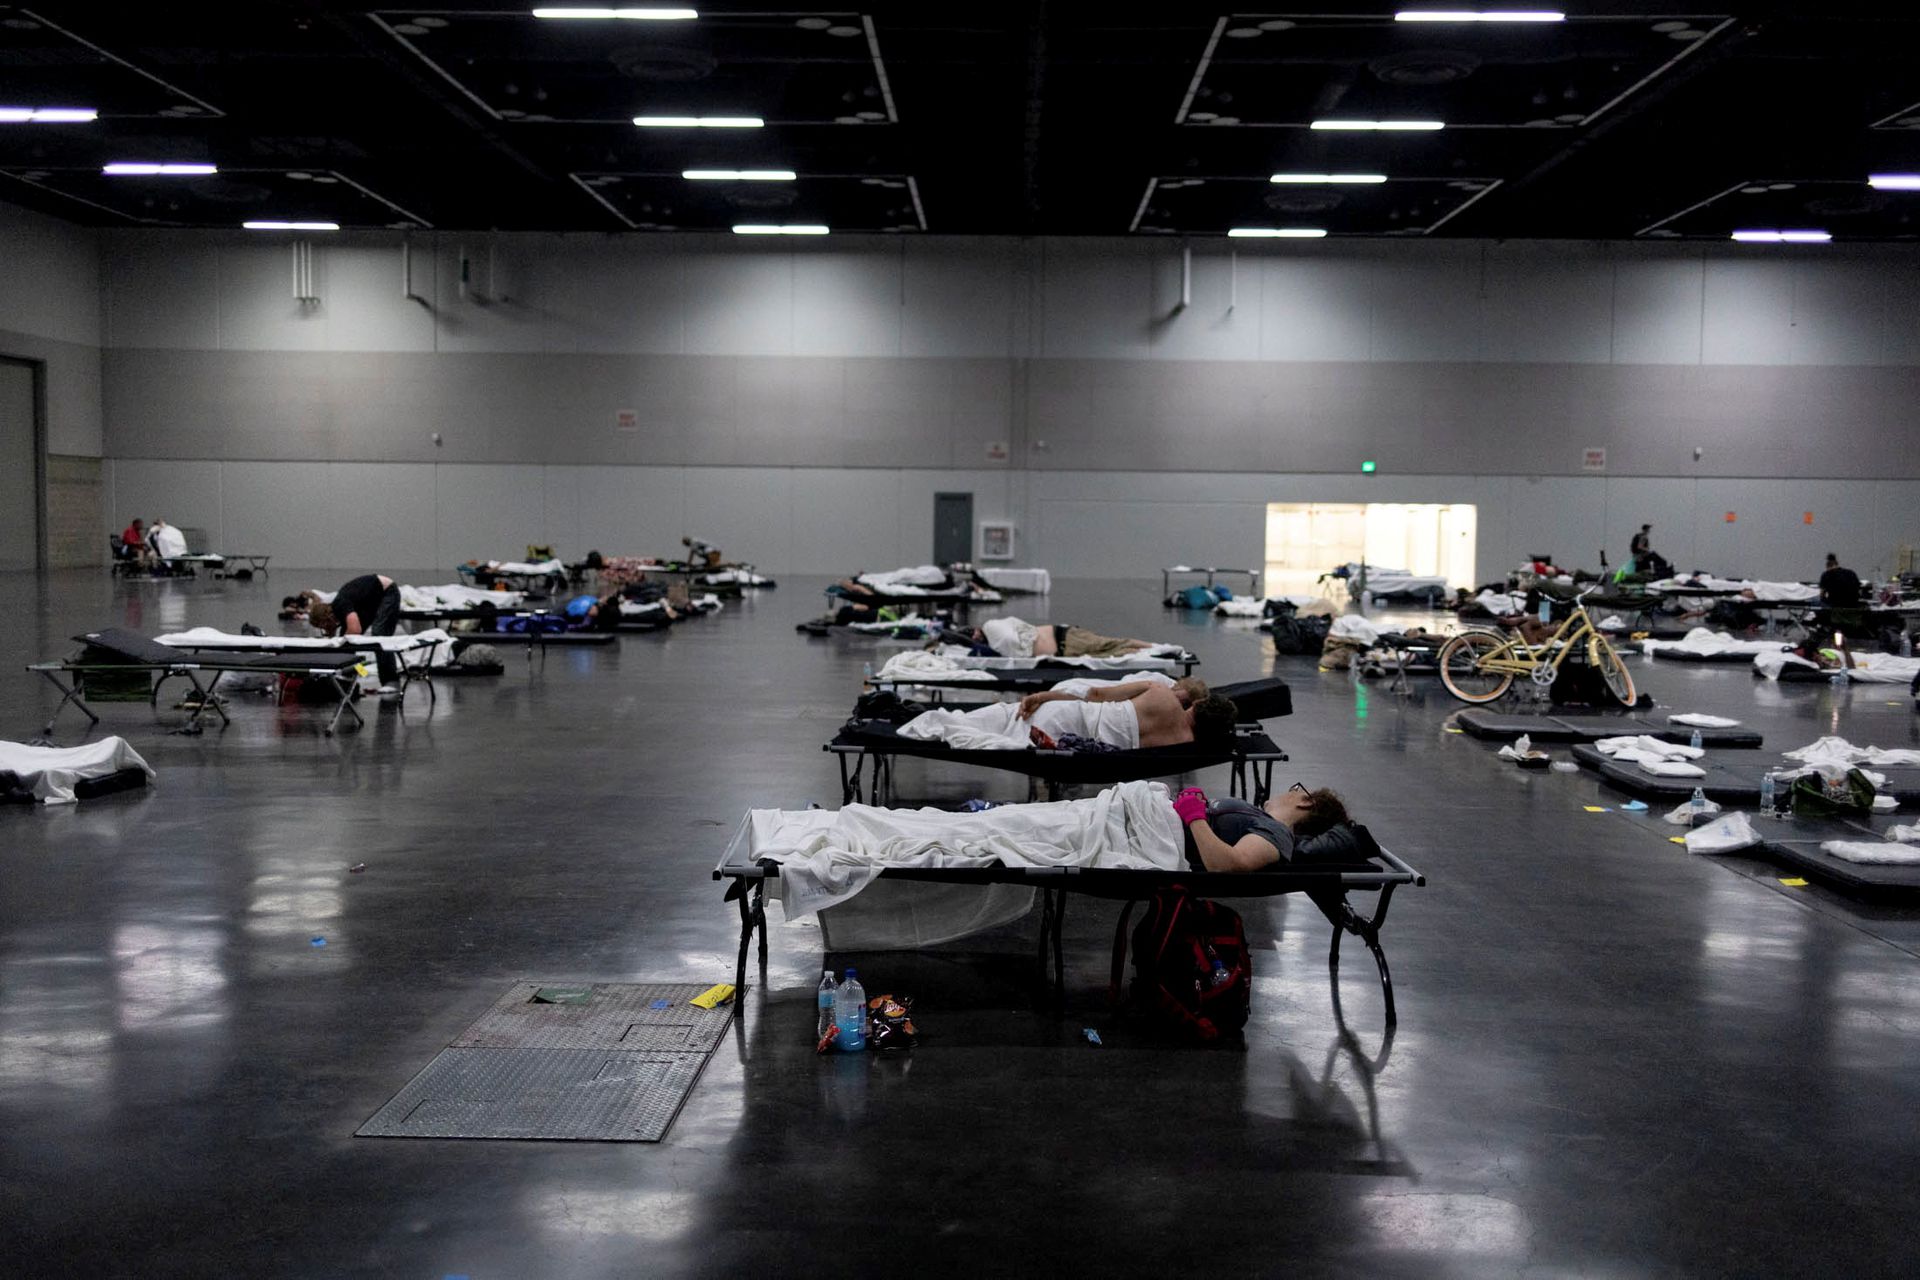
[29,628,379,735]
[1455,709,1763,747]
[826,722,1289,805]
[1569,743,1920,806]
[713,807,1425,1024]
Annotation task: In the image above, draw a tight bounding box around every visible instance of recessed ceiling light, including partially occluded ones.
[825,24,860,36]
[1270,173,1387,184]
[0,106,98,123]
[796,17,831,29]
[732,224,828,235]
[634,115,762,128]
[244,221,340,231]
[413,16,448,27]
[531,7,698,18]
[103,163,218,175]
[1868,173,1920,190]
[683,169,795,181]
[1730,230,1830,243]
[1227,227,1328,238]
[1311,119,1444,131]
[1395,10,1565,21]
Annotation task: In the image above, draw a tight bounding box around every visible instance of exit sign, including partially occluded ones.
[1360,460,1377,473]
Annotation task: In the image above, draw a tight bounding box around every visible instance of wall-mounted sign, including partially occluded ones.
[1803,511,1814,525]
[615,408,638,433]
[985,441,1009,462]
[1581,447,1606,472]
[1724,512,1737,523]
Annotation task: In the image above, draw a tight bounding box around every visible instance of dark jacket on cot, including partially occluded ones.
[332,575,388,629]
[1819,566,1861,608]
[1184,797,1296,872]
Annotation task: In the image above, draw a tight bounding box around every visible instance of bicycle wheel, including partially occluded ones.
[1589,637,1637,707]
[1438,631,1516,703]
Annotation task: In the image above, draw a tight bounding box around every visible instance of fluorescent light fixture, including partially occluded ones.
[103,162,217,175]
[634,115,762,128]
[0,106,98,123]
[1730,229,1831,243]
[1395,10,1565,21]
[532,7,697,17]
[1227,227,1328,238]
[1311,119,1444,131]
[732,224,828,235]
[682,169,795,181]
[1269,172,1387,184]
[1867,173,1920,190]
[243,220,340,231]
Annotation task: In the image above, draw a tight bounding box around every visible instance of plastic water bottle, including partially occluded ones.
[1537,598,1551,625]
[1360,589,1373,613]
[1829,668,1846,688]
[862,661,873,682]
[1690,787,1707,825]
[1689,728,1703,751]
[1759,771,1777,817]
[816,970,838,1042]
[1903,630,1914,658]
[834,967,867,1052]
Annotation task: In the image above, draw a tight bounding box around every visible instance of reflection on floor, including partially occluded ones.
[1,570,1916,1276]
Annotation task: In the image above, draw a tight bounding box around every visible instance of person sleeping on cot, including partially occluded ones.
[1172,783,1351,872]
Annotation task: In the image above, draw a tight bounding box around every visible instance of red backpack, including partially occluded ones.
[1109,887,1252,1042]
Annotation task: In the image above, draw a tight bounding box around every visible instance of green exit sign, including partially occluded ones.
[1360,460,1377,473]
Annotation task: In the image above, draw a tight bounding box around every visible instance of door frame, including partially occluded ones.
[933,490,974,564]
[0,355,47,573]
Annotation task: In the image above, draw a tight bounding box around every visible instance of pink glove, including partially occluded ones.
[1172,788,1208,825]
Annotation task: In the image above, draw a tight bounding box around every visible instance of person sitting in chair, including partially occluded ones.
[119,518,153,566]
[1174,783,1350,872]
[146,517,188,561]
[306,574,403,696]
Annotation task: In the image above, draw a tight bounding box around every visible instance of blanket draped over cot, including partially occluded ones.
[154,627,457,668]
[486,558,565,577]
[975,567,1050,594]
[897,697,1140,750]
[0,737,154,804]
[309,584,523,610]
[747,779,1183,918]
[876,646,1184,682]
[1754,650,1920,682]
[1640,627,1792,659]
[1644,575,1821,602]
[857,565,950,590]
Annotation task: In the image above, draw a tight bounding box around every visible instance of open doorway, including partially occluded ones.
[1264,502,1477,598]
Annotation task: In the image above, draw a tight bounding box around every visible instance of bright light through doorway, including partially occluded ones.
[1264,503,1478,598]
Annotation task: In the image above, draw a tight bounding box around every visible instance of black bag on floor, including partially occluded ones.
[1271,613,1331,656]
[1109,888,1250,1043]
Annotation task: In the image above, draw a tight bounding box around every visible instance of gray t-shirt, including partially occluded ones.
[1191,797,1294,870]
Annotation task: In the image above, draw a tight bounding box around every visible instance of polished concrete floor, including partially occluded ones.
[2,568,1917,1278]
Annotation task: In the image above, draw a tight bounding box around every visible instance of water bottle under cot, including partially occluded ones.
[1690,786,1708,825]
[1759,772,1777,817]
[834,967,867,1052]
[816,970,838,1042]
[1690,728,1703,751]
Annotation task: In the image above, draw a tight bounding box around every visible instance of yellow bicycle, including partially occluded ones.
[1437,587,1637,706]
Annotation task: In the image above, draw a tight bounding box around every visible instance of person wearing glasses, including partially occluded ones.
[1171,781,1351,873]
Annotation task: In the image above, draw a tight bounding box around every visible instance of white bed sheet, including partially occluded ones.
[975,567,1050,594]
[749,780,1182,917]
[0,737,154,805]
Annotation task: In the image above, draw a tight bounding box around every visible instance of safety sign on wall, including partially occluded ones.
[1581,447,1606,472]
[615,409,639,433]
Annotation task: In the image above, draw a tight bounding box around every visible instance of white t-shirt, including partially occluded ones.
[149,525,188,558]
[983,617,1038,657]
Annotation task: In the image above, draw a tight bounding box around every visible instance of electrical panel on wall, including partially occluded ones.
[979,521,1015,561]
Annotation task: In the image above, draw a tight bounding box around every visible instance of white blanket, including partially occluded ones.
[1640,627,1791,659]
[1821,841,1920,866]
[976,567,1050,594]
[897,698,1140,751]
[149,525,188,558]
[1472,590,1525,616]
[402,583,523,610]
[1783,737,1920,770]
[156,626,451,653]
[1669,713,1741,728]
[0,737,154,805]
[875,650,993,683]
[1647,575,1820,603]
[876,647,1184,682]
[1330,615,1381,644]
[703,569,770,585]
[749,781,1182,917]
[1595,735,1706,773]
[486,558,565,577]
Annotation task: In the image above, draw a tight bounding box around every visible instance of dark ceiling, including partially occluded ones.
[2,2,1919,239]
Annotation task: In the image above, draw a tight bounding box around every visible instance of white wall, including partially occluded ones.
[100,457,1920,583]
[0,200,102,456]
[74,225,1920,578]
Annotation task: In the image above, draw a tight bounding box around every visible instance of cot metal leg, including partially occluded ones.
[326,675,365,736]
[1033,887,1068,1005]
[36,669,99,735]
[837,752,860,805]
[181,671,231,731]
[726,879,765,994]
[1319,885,1400,1028]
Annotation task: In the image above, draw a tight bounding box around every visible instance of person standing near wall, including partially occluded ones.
[1819,554,1862,608]
[308,573,404,694]
[1629,524,1652,572]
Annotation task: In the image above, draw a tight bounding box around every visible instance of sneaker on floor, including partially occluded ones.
[374,684,402,698]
